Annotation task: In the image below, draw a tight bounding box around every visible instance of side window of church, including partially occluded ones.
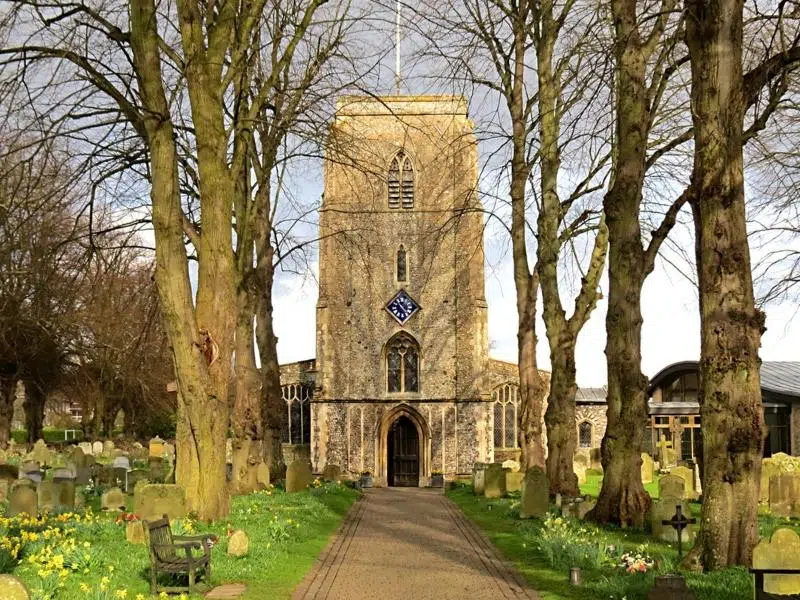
[492,383,520,448]
[578,421,592,448]
[397,246,407,282]
[281,383,312,444]
[388,151,414,209]
[386,333,419,393]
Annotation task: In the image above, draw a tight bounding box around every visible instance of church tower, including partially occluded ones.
[313,96,491,485]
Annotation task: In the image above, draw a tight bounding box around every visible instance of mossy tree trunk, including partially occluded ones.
[0,376,15,448]
[23,382,45,443]
[684,0,765,569]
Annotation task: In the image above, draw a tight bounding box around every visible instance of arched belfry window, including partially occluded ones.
[386,332,419,393]
[397,246,407,282]
[388,151,414,209]
[492,383,519,448]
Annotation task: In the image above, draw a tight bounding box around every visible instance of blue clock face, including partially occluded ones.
[386,290,420,325]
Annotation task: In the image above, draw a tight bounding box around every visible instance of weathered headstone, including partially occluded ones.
[69,446,87,467]
[520,467,549,519]
[641,453,654,484]
[7,485,37,517]
[125,521,146,544]
[133,484,187,522]
[670,466,696,500]
[126,469,149,493]
[57,480,75,510]
[227,530,249,557]
[149,436,164,458]
[92,441,103,456]
[761,458,780,503]
[483,463,506,498]
[505,470,523,493]
[589,448,603,471]
[20,462,43,484]
[113,455,131,470]
[0,574,31,599]
[321,464,340,483]
[650,499,694,543]
[659,473,686,500]
[647,574,696,600]
[286,460,313,493]
[37,481,58,512]
[769,473,800,517]
[79,442,93,456]
[148,456,167,482]
[472,463,486,495]
[753,528,800,595]
[101,487,126,511]
[52,467,76,483]
[501,459,520,473]
[30,439,51,466]
[103,440,115,454]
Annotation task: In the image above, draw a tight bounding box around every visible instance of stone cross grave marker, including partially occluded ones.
[661,504,696,559]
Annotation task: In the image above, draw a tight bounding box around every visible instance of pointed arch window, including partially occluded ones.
[386,332,419,393]
[281,383,312,444]
[492,383,519,448]
[388,151,414,209]
[397,246,407,282]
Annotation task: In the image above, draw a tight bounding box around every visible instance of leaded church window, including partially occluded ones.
[386,332,419,393]
[492,383,519,448]
[388,151,414,209]
[578,421,592,448]
[281,383,312,444]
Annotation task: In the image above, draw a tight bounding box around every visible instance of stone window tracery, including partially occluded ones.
[492,383,519,448]
[281,383,312,444]
[386,332,419,393]
[578,421,592,448]
[388,151,414,209]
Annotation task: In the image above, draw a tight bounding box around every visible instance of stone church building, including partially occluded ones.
[279,95,607,486]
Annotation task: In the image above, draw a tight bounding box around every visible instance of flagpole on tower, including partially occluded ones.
[395,0,401,93]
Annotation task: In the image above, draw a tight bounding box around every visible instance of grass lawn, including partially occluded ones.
[2,482,358,599]
[448,481,798,600]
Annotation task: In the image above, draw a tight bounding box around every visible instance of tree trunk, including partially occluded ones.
[0,378,16,448]
[684,0,765,569]
[23,383,45,443]
[255,247,286,478]
[130,0,233,521]
[545,341,579,496]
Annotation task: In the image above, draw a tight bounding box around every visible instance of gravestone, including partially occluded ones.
[7,485,37,517]
[101,487,126,511]
[37,481,58,512]
[57,481,75,510]
[92,441,103,455]
[650,499,694,543]
[505,470,523,493]
[483,463,506,498]
[769,473,800,517]
[149,436,164,458]
[52,467,76,483]
[133,484,187,522]
[670,466,696,500]
[659,473,686,500]
[126,469,149,493]
[113,455,131,470]
[321,464,340,483]
[761,458,780,503]
[589,448,603,471]
[520,467,549,519]
[472,463,486,495]
[79,442,93,455]
[103,440,115,455]
[647,574,696,600]
[502,459,520,473]
[286,460,313,493]
[573,464,587,485]
[20,462,43,484]
[31,439,51,466]
[641,453,654,484]
[753,528,800,595]
[227,530,249,557]
[69,446,87,468]
[0,574,31,599]
[125,521,145,544]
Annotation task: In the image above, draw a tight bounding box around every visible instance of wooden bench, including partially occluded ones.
[750,569,800,600]
[144,515,214,594]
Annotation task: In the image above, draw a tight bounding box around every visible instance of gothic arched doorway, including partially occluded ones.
[388,416,419,486]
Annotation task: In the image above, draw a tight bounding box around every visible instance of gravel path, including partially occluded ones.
[293,487,539,600]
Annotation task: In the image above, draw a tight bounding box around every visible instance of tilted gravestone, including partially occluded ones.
[658,473,686,500]
[101,487,126,512]
[769,473,800,518]
[133,484,186,522]
[7,485,37,517]
[641,453,655,484]
[30,439,51,466]
[753,528,800,595]
[483,463,506,498]
[520,467,549,519]
[472,463,486,495]
[670,466,696,500]
[0,574,31,599]
[286,460,313,493]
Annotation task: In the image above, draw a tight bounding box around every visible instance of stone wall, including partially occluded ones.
[792,404,800,457]
[575,404,607,450]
